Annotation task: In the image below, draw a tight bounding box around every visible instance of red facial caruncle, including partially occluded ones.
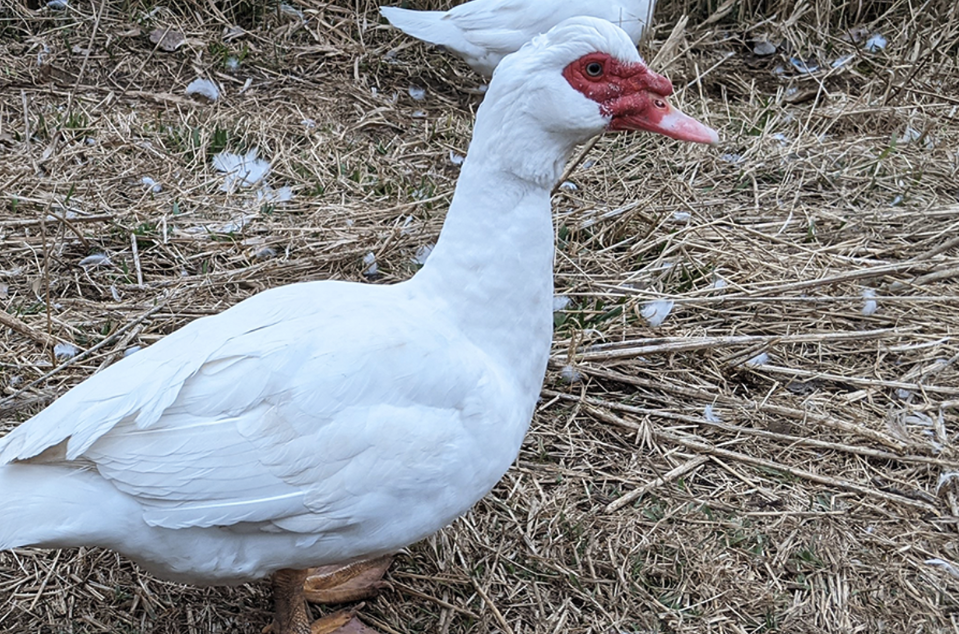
[562,53,719,145]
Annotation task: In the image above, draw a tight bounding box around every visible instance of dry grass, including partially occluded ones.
[1,0,959,632]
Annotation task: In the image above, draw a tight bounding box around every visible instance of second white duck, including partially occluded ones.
[381,0,657,76]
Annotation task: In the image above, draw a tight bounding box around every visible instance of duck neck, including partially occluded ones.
[412,117,578,386]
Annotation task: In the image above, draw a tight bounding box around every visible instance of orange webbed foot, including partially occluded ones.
[303,555,393,605]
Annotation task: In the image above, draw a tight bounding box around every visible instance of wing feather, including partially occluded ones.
[1,280,508,536]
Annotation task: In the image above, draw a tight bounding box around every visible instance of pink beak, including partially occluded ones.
[613,100,720,145]
[648,103,720,145]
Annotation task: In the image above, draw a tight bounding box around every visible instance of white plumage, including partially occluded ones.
[0,16,715,606]
[381,0,657,76]
[0,280,526,584]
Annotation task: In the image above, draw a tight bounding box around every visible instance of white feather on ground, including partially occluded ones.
[744,352,770,367]
[213,148,270,191]
[703,404,721,423]
[78,253,113,269]
[185,78,220,101]
[862,288,878,316]
[641,299,674,327]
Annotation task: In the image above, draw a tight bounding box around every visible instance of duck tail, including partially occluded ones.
[0,463,129,550]
[379,6,467,50]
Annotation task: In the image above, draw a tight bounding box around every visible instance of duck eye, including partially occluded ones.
[585,61,603,77]
[654,99,667,109]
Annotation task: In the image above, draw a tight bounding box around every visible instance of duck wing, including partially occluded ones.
[0,281,509,535]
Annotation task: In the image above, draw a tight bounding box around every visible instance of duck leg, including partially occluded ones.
[270,568,381,634]
[264,559,382,634]
[272,569,313,634]
[303,555,393,604]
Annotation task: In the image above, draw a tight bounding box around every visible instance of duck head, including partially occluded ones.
[487,16,718,147]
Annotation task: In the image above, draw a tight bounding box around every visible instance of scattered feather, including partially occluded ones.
[412,244,434,266]
[721,153,744,164]
[186,78,220,102]
[54,342,79,360]
[861,288,878,316]
[412,110,427,119]
[254,247,277,260]
[362,252,378,277]
[0,282,7,299]
[895,388,914,400]
[901,127,922,144]
[449,150,465,165]
[552,295,571,312]
[408,86,427,101]
[865,33,887,52]
[559,365,583,384]
[123,346,142,357]
[710,277,728,291]
[641,299,675,327]
[925,559,959,580]
[214,215,255,234]
[937,472,959,493]
[225,56,240,71]
[213,148,270,191]
[301,119,316,128]
[753,40,776,56]
[786,380,820,395]
[898,126,935,149]
[903,412,935,427]
[256,185,293,204]
[45,210,77,222]
[744,352,770,368]
[47,0,68,9]
[149,28,186,52]
[704,404,721,423]
[140,177,162,193]
[789,57,819,73]
[831,53,855,68]
[559,181,578,191]
[78,253,112,269]
[279,4,304,19]
[671,211,691,222]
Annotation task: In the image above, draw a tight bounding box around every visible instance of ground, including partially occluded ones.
[1,0,958,632]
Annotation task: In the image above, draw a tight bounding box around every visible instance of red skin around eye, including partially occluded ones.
[562,52,674,129]
[562,51,719,145]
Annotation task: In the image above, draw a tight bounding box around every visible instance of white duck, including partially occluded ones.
[0,16,716,634]
[381,0,657,76]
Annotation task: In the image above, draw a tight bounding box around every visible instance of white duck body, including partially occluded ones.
[0,17,716,588]
[381,0,656,76]
[0,19,625,586]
